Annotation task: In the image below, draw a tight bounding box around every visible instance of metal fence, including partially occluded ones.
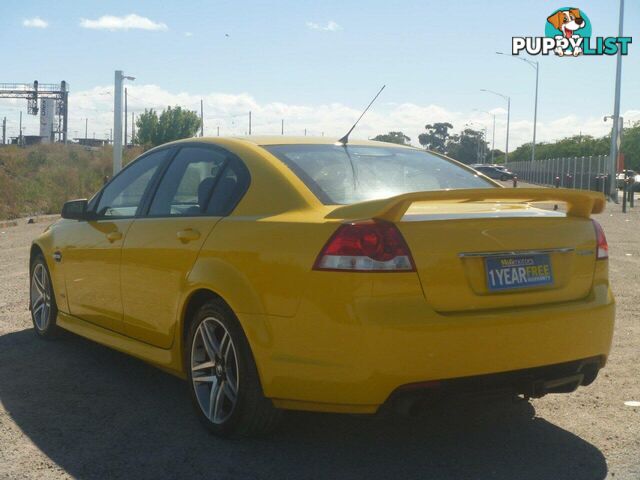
[507,155,610,192]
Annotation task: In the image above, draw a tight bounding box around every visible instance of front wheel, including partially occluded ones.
[186,300,282,437]
[30,254,59,339]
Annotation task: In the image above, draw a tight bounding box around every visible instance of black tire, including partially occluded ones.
[29,253,60,339]
[186,299,282,438]
[500,174,507,181]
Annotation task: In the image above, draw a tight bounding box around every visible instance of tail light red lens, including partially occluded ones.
[592,220,608,260]
[313,219,415,272]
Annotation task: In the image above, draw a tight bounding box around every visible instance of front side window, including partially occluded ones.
[265,144,494,205]
[95,149,170,217]
[148,146,228,216]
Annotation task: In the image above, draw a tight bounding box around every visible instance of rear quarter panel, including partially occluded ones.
[179,214,341,379]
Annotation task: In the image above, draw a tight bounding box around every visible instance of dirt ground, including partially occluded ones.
[1,201,639,480]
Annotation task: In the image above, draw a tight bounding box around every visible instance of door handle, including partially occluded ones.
[106,231,123,243]
[176,228,201,243]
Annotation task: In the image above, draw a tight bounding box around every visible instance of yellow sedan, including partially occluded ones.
[30,137,614,437]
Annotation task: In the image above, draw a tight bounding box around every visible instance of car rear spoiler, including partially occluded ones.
[325,188,606,222]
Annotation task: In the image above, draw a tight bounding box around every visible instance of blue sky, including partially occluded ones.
[1,0,638,147]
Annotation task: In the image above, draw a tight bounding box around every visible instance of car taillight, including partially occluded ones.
[313,219,415,272]
[592,220,608,260]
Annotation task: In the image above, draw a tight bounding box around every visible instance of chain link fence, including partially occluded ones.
[507,155,611,192]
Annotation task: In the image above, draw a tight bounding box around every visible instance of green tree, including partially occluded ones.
[507,134,609,162]
[135,109,160,146]
[418,122,452,153]
[621,121,640,171]
[372,131,411,145]
[446,128,488,164]
[136,106,201,147]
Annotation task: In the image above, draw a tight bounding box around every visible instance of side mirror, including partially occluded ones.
[61,199,89,220]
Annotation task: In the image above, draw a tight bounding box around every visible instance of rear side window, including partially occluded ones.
[147,145,250,217]
[265,144,493,205]
[206,158,250,216]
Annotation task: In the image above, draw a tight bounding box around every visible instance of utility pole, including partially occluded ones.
[2,117,5,145]
[217,126,220,136]
[200,99,204,137]
[110,128,113,144]
[113,70,135,175]
[131,112,135,145]
[609,0,625,202]
[248,111,252,135]
[85,118,88,139]
[281,119,284,135]
[124,87,128,148]
[304,128,307,136]
[19,111,23,146]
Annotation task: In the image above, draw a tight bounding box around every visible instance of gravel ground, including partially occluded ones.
[1,200,639,480]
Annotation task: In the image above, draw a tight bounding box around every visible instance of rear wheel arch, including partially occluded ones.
[180,289,244,371]
[182,289,226,343]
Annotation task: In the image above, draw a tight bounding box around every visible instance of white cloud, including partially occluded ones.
[3,83,637,147]
[306,21,342,32]
[79,14,167,31]
[23,17,48,28]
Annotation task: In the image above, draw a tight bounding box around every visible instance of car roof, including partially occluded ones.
[167,136,415,149]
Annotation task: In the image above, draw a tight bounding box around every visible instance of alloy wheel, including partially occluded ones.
[191,317,240,424]
[30,263,51,331]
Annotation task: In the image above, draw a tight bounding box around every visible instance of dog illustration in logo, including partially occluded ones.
[547,8,586,56]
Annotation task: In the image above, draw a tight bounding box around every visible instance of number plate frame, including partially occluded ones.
[485,253,554,292]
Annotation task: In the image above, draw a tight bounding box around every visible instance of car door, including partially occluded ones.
[120,144,250,348]
[61,148,171,332]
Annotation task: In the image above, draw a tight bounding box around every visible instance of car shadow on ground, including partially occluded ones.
[0,328,607,480]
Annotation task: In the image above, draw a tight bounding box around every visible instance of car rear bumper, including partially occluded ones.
[248,276,615,414]
[384,355,603,415]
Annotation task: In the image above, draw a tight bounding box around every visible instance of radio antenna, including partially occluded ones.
[337,85,386,146]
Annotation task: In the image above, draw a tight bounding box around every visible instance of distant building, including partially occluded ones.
[11,135,46,146]
[74,138,109,147]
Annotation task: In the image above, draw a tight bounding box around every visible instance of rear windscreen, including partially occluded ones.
[265,144,494,205]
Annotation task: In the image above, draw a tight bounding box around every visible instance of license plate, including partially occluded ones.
[485,254,553,291]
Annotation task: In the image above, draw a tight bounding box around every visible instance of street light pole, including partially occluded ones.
[465,121,482,163]
[491,114,496,163]
[608,0,625,202]
[113,70,135,175]
[481,89,511,164]
[496,53,539,163]
[533,62,539,162]
[506,96,510,163]
[473,109,496,164]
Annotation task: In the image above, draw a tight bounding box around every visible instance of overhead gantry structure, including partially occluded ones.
[0,81,69,143]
